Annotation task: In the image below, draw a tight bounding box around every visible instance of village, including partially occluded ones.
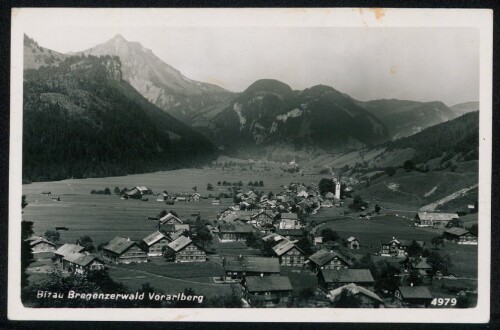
[25,168,479,308]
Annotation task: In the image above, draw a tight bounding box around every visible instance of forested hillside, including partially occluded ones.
[387,111,479,164]
[23,55,217,182]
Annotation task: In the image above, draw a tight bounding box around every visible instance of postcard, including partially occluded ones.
[8,7,492,323]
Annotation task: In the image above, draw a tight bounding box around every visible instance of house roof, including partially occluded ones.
[244,276,292,292]
[399,240,425,248]
[224,256,280,273]
[63,253,102,267]
[272,240,302,256]
[413,257,432,270]
[444,227,470,236]
[219,223,254,234]
[398,286,433,299]
[347,236,357,242]
[417,212,459,221]
[159,213,183,224]
[55,243,85,257]
[103,237,138,255]
[167,235,193,252]
[28,236,55,247]
[142,231,169,246]
[321,269,374,283]
[324,192,335,198]
[308,249,352,267]
[262,233,285,243]
[275,229,304,237]
[329,283,384,304]
[281,213,298,220]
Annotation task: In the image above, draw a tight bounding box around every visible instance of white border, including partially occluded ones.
[9,8,492,323]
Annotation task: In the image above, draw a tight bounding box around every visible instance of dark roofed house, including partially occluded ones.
[102,237,148,264]
[141,231,172,257]
[275,228,305,240]
[307,249,353,273]
[415,212,459,228]
[166,236,206,262]
[329,283,384,308]
[395,286,433,307]
[402,257,432,277]
[63,253,104,274]
[223,256,280,281]
[55,243,86,264]
[272,240,306,267]
[443,228,477,245]
[318,269,375,291]
[242,276,293,307]
[218,223,254,242]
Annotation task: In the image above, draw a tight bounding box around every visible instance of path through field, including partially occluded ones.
[419,184,478,211]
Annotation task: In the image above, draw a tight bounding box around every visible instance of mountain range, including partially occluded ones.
[23,34,478,180]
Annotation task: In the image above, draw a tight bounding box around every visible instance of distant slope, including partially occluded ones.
[78,35,233,124]
[210,79,390,158]
[23,55,217,182]
[450,101,479,116]
[358,99,458,140]
[24,34,66,70]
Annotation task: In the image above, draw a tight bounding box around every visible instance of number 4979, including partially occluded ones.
[431,298,457,306]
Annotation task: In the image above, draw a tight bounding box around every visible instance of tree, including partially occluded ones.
[374,204,381,214]
[403,160,415,172]
[103,187,111,195]
[22,195,28,209]
[431,236,445,249]
[352,253,378,279]
[456,294,471,308]
[446,218,463,228]
[248,181,253,186]
[332,288,362,308]
[349,195,368,211]
[238,181,243,187]
[298,287,315,305]
[321,228,339,242]
[408,269,423,286]
[374,260,400,295]
[260,240,276,257]
[192,186,197,193]
[318,178,336,196]
[44,230,60,244]
[207,183,214,191]
[296,237,314,255]
[163,246,176,261]
[217,181,221,186]
[258,180,264,187]
[21,220,34,289]
[406,240,423,257]
[253,181,259,187]
[113,186,120,195]
[468,224,478,237]
[76,235,95,252]
[385,167,396,177]
[193,227,213,249]
[427,251,451,276]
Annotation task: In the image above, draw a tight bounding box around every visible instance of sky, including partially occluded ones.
[23,25,479,106]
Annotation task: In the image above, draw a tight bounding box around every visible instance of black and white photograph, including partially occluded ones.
[8,8,492,323]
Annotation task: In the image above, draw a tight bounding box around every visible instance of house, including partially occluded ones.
[307,249,353,273]
[176,196,187,202]
[159,212,183,225]
[211,199,221,205]
[27,236,56,254]
[402,257,432,277]
[55,243,86,264]
[136,186,152,195]
[141,231,172,257]
[321,200,333,208]
[62,253,104,274]
[275,229,305,240]
[161,223,190,235]
[318,269,375,291]
[443,227,477,245]
[328,283,384,308]
[415,212,459,228]
[191,193,201,201]
[223,256,280,281]
[166,236,206,262]
[242,276,293,307]
[395,286,433,307]
[380,237,425,257]
[347,236,360,250]
[272,240,306,267]
[102,237,148,264]
[314,236,324,249]
[251,210,275,225]
[218,223,254,242]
